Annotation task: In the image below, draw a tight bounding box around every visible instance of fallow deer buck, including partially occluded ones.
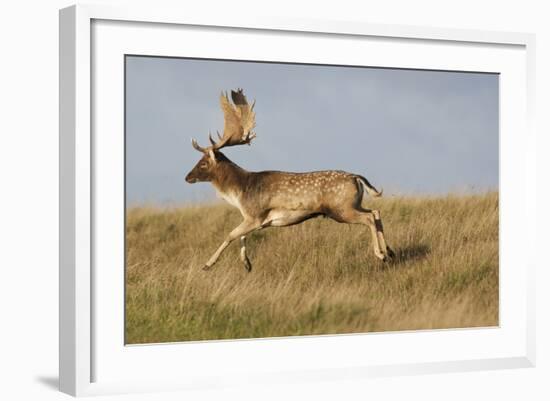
[186,89,394,272]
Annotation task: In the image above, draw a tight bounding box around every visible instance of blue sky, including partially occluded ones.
[125,56,498,205]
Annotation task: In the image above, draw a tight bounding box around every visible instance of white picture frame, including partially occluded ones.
[59,4,536,397]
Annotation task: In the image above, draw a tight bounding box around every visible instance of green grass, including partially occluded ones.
[125,192,499,344]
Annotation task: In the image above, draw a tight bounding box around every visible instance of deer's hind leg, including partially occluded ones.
[371,209,395,259]
[337,208,394,261]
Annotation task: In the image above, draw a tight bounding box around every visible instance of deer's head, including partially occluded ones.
[185,149,220,183]
[186,88,256,184]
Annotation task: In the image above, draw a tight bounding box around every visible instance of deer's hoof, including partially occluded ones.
[244,261,252,273]
[386,247,396,259]
[202,264,212,271]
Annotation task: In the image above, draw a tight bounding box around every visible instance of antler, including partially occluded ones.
[191,88,256,153]
[191,138,207,153]
[214,88,256,149]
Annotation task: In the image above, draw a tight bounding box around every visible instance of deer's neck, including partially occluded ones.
[211,160,249,196]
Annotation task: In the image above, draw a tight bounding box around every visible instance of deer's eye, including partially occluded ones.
[199,163,207,169]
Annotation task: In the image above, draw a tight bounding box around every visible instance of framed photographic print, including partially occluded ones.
[59,4,536,397]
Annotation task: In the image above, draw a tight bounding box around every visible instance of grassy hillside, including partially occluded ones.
[125,192,498,344]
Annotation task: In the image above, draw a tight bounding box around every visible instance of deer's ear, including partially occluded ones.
[208,149,217,164]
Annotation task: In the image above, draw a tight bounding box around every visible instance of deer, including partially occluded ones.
[185,89,395,272]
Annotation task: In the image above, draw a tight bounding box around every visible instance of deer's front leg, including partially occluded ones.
[203,220,259,271]
[240,236,252,272]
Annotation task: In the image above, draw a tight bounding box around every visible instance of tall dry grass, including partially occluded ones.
[125,192,498,344]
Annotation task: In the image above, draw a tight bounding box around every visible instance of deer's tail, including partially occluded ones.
[355,175,383,198]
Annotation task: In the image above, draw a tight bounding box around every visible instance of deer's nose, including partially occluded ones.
[185,174,196,183]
